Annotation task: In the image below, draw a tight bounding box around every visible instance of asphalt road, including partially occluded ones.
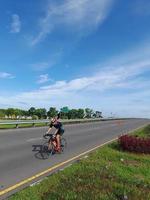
[0,119,149,199]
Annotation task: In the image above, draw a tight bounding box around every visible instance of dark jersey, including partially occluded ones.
[50,121,62,130]
[49,121,64,135]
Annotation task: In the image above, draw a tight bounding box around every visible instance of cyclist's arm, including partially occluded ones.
[46,122,53,134]
[46,127,52,134]
[54,129,58,135]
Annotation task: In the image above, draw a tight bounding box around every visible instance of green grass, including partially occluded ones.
[0,123,47,129]
[0,124,17,129]
[35,123,48,127]
[9,125,150,200]
[0,118,127,130]
[0,119,100,129]
[18,123,47,128]
[132,124,150,138]
[0,118,103,129]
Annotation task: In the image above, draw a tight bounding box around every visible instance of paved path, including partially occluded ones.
[0,119,149,199]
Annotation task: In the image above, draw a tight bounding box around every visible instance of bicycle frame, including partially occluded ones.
[43,133,67,154]
[45,134,60,151]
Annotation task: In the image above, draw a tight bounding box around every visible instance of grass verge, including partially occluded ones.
[9,125,150,200]
[0,123,47,129]
[0,124,17,129]
[131,124,150,138]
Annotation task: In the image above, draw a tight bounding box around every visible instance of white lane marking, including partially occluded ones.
[26,137,42,142]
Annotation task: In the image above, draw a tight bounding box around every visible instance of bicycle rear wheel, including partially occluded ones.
[60,138,67,152]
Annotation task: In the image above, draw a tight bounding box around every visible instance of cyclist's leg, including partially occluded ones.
[46,139,55,155]
[48,140,51,150]
[48,139,54,151]
[52,139,57,149]
[56,133,61,151]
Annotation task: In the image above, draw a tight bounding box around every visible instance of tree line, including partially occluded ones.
[0,106,102,120]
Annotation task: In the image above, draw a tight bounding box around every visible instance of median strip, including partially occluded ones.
[0,118,129,129]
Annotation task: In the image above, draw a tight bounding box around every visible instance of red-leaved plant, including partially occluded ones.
[118,135,150,153]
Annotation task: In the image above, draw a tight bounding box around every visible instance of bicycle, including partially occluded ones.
[42,133,67,156]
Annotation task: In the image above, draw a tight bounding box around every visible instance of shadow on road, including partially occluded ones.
[32,144,50,160]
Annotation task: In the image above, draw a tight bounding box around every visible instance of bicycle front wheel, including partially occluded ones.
[42,141,55,157]
[60,138,67,152]
[41,141,49,159]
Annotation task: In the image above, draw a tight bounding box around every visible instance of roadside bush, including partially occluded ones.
[119,135,150,153]
[32,115,39,120]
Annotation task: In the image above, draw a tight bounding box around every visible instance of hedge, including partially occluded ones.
[119,135,150,153]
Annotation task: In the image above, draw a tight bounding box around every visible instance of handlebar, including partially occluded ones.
[43,133,54,139]
[43,134,48,139]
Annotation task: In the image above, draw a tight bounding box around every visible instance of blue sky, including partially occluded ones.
[0,0,150,118]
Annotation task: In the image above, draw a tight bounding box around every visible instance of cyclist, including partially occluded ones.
[45,116,64,152]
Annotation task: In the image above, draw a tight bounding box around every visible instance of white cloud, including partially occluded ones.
[37,74,51,84]
[0,41,150,118]
[31,0,114,45]
[0,72,15,79]
[10,14,21,33]
[0,57,150,114]
[40,58,150,92]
